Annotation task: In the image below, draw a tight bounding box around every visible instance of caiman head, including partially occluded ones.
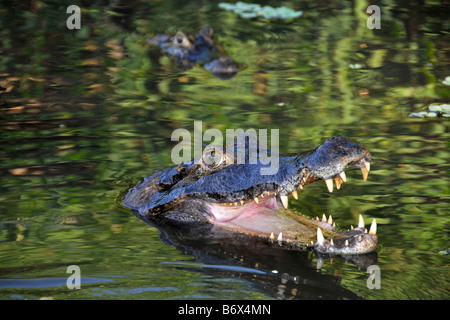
[123,135,378,255]
[147,27,239,79]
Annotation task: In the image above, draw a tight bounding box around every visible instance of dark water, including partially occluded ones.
[0,0,449,300]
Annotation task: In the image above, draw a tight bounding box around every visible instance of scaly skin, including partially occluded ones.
[123,135,378,255]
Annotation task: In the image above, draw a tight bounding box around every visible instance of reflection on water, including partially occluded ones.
[0,0,448,300]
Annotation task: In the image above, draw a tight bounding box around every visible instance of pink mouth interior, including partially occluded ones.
[207,197,298,237]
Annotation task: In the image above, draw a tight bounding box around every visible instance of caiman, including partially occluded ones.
[147,26,239,79]
[123,135,378,256]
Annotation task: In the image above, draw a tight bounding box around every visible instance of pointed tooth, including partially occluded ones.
[316,257,324,269]
[339,171,347,182]
[280,195,289,209]
[317,228,325,245]
[254,197,259,204]
[365,228,368,233]
[277,232,283,241]
[369,219,377,235]
[330,239,334,246]
[322,214,327,222]
[358,214,365,228]
[350,225,354,230]
[361,167,369,181]
[292,190,298,200]
[327,215,333,225]
[270,232,275,240]
[325,179,333,193]
[334,176,342,190]
[299,184,303,189]
[240,200,244,205]
[364,161,371,172]
[345,240,349,246]
[316,216,319,222]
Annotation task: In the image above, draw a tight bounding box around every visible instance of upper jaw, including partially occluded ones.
[275,135,371,208]
[138,135,372,213]
[189,136,372,210]
[262,161,372,212]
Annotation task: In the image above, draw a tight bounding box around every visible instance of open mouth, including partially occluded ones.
[205,158,372,242]
[123,135,377,255]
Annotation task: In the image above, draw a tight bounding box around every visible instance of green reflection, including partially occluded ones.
[0,0,448,300]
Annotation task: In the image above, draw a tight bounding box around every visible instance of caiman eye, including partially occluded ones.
[199,145,235,172]
[202,147,223,168]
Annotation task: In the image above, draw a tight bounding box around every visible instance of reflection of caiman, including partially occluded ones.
[154,223,371,299]
[123,135,378,257]
[147,26,239,79]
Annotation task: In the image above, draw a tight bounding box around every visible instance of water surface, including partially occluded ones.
[0,0,448,300]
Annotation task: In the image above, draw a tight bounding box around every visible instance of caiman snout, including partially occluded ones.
[300,135,372,193]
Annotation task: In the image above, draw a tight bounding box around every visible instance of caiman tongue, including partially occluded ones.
[207,196,279,234]
[206,196,320,241]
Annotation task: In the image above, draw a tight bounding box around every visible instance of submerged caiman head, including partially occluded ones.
[147,26,239,79]
[123,136,378,255]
